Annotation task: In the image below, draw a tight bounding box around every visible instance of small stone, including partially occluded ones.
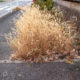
[18,74,22,77]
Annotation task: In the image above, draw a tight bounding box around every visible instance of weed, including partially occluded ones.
[6,6,77,62]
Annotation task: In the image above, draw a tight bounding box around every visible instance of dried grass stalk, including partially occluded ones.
[6,6,76,62]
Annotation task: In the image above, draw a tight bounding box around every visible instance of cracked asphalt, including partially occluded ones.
[0,10,80,80]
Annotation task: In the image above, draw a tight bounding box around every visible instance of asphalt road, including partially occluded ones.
[0,11,21,60]
[0,0,32,18]
[0,10,80,80]
[0,62,80,80]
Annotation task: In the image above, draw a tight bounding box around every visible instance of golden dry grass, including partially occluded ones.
[6,6,77,62]
[13,7,21,12]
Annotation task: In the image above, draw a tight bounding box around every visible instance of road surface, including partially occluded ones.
[0,11,21,60]
[53,0,80,12]
[0,0,33,18]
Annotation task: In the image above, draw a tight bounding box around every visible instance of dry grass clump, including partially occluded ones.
[13,7,21,12]
[7,6,77,62]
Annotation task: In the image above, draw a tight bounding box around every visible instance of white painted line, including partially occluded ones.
[0,0,33,18]
[0,11,9,18]
[0,6,9,11]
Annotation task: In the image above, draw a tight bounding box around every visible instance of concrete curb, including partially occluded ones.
[53,0,80,12]
[0,59,79,63]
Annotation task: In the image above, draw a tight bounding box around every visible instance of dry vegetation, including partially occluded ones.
[6,6,77,62]
[13,7,21,12]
